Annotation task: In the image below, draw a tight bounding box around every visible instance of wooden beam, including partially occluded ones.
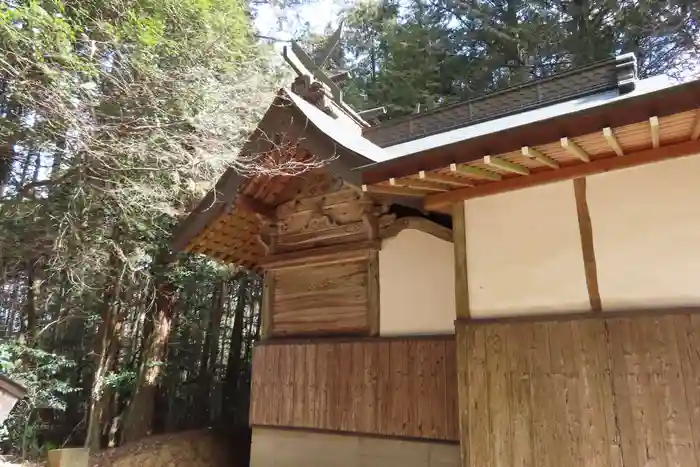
[419,170,474,187]
[452,202,470,467]
[573,178,602,312]
[235,194,277,219]
[483,155,530,175]
[424,139,700,210]
[602,127,624,157]
[452,203,469,319]
[692,110,700,140]
[367,250,380,336]
[561,137,590,162]
[259,240,380,269]
[521,146,559,169]
[362,184,428,197]
[650,116,660,148]
[260,272,275,339]
[380,216,453,243]
[450,163,502,181]
[389,177,449,192]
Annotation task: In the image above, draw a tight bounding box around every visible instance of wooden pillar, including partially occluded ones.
[260,271,275,340]
[47,448,89,467]
[452,202,470,467]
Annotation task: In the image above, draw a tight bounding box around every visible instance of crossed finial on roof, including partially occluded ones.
[282,24,386,125]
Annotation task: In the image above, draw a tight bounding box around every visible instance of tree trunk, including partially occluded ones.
[19,260,39,346]
[222,275,248,422]
[197,279,226,426]
[85,247,123,452]
[120,253,177,444]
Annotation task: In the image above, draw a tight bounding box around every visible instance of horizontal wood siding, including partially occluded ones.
[270,259,370,336]
[458,312,700,467]
[250,337,458,441]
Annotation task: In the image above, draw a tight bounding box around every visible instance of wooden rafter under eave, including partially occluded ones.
[424,139,700,210]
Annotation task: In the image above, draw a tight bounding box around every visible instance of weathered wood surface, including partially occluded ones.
[269,259,370,336]
[456,313,700,467]
[250,336,458,441]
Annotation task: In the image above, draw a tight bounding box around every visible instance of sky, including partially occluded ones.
[253,0,350,42]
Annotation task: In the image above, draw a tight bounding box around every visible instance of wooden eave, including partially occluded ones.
[170,89,382,268]
[361,79,700,185]
[359,80,700,211]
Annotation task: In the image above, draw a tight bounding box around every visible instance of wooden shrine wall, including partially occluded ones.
[458,312,700,467]
[265,254,377,337]
[250,336,459,441]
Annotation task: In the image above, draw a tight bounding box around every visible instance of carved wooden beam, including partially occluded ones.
[235,194,276,219]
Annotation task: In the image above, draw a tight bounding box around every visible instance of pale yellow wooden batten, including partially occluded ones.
[419,170,474,187]
[521,146,559,169]
[603,127,624,156]
[561,137,591,162]
[650,116,660,148]
[450,163,502,181]
[483,155,530,175]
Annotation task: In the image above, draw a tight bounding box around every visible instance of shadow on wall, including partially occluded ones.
[90,428,252,467]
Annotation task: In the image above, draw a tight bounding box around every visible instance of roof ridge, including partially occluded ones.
[363,53,637,148]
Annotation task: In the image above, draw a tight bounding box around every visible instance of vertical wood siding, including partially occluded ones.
[250,337,459,441]
[458,313,700,467]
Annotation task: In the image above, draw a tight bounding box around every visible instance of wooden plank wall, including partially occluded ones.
[250,337,459,441]
[459,312,700,467]
[270,258,370,336]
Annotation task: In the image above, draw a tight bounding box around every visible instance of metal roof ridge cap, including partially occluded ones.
[362,54,623,134]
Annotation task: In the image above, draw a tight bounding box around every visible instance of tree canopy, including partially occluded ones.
[0,0,697,460]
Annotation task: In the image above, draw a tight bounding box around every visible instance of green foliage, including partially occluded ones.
[337,0,700,117]
[0,343,76,456]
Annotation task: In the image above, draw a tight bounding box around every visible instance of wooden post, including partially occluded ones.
[260,272,275,340]
[452,202,470,467]
[47,448,89,467]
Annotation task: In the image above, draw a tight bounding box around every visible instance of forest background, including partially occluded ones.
[0,0,697,459]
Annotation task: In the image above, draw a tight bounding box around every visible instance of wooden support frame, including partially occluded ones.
[362,184,429,197]
[450,163,502,181]
[484,155,530,175]
[602,127,624,156]
[650,116,660,148]
[259,240,380,269]
[389,177,449,192]
[419,170,474,187]
[425,139,700,210]
[451,202,470,467]
[236,194,277,219]
[260,272,275,339]
[561,137,591,162]
[692,110,700,140]
[521,146,559,169]
[367,250,380,336]
[452,203,469,320]
[573,178,602,312]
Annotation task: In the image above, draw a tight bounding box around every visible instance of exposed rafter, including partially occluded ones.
[650,116,660,148]
[521,146,559,169]
[483,156,530,175]
[450,163,502,181]
[425,139,700,210]
[561,137,591,162]
[692,110,700,140]
[362,184,429,197]
[389,177,449,192]
[418,170,474,187]
[603,127,624,156]
[236,194,277,219]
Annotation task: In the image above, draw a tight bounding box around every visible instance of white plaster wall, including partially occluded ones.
[587,153,700,310]
[379,229,456,335]
[465,181,591,317]
[251,427,460,467]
